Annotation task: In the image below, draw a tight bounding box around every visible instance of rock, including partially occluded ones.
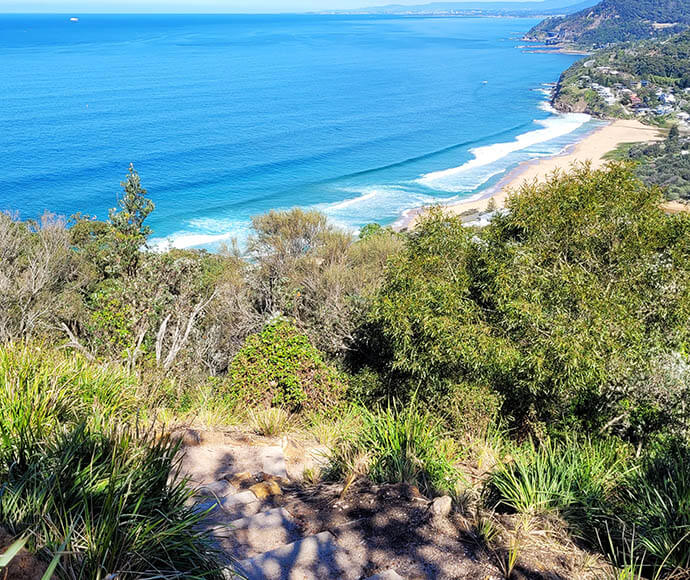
[262,446,288,479]
[249,480,282,500]
[226,471,254,488]
[431,495,452,517]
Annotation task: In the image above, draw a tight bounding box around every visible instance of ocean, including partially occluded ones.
[0,14,600,250]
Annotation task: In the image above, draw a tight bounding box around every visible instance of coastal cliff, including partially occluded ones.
[549,30,690,127]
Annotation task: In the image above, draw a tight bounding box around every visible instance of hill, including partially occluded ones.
[551,30,690,123]
[525,0,690,47]
[330,0,596,16]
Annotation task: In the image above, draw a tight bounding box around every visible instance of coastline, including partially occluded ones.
[398,119,664,230]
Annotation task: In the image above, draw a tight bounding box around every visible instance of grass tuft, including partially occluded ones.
[327,403,459,496]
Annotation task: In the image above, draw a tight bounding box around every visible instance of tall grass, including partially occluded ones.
[0,344,222,579]
[615,441,690,574]
[327,403,459,496]
[487,437,629,524]
[488,435,690,578]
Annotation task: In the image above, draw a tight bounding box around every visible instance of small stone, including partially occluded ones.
[431,495,452,517]
[249,480,282,499]
[226,471,254,488]
[259,472,287,485]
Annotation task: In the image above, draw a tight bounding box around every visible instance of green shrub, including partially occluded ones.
[222,319,344,412]
[327,403,459,496]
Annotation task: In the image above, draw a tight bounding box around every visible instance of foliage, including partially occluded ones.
[249,407,293,437]
[622,132,690,201]
[359,164,690,438]
[327,403,460,496]
[487,437,629,522]
[488,434,690,578]
[222,318,345,412]
[526,0,690,47]
[615,440,690,572]
[0,212,81,343]
[248,209,402,356]
[552,30,690,121]
[0,344,222,579]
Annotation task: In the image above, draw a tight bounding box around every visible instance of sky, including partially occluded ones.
[0,0,529,13]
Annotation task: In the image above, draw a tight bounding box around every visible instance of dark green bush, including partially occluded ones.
[222,318,344,412]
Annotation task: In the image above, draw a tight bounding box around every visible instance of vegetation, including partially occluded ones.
[222,318,345,412]
[525,0,690,47]
[326,403,460,496]
[2,161,690,578]
[611,128,690,201]
[0,345,221,579]
[552,30,690,122]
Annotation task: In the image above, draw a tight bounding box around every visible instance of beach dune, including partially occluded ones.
[403,119,664,229]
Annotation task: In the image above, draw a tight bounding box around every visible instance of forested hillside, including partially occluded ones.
[525,0,690,47]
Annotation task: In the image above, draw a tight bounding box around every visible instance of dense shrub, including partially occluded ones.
[360,164,690,438]
[222,318,345,412]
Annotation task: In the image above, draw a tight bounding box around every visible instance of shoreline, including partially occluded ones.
[397,119,664,230]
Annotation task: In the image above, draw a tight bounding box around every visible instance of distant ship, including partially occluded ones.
[69,17,79,22]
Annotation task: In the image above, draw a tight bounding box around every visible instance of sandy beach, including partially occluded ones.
[402,119,665,229]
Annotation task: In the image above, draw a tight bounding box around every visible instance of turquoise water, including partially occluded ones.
[0,14,598,249]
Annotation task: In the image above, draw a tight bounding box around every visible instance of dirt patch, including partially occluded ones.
[0,528,49,580]
[279,480,609,580]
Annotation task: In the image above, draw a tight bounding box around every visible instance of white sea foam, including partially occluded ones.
[150,218,250,251]
[320,185,449,221]
[418,110,591,193]
[326,188,383,211]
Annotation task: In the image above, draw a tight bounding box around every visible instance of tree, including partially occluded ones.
[362,163,690,438]
[108,164,155,276]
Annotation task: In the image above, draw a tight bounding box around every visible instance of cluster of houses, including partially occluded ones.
[579,62,690,127]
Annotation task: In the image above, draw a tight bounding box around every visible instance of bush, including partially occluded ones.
[361,165,690,438]
[327,403,459,496]
[222,318,345,412]
[0,345,222,579]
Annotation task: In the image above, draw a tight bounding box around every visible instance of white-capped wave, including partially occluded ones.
[326,188,382,211]
[319,185,450,222]
[149,218,250,251]
[418,111,591,193]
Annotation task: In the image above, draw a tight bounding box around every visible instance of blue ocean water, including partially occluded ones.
[0,14,599,249]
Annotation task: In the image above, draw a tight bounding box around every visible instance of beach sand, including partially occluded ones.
[402,119,666,229]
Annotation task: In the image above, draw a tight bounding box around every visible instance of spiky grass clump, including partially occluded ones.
[249,407,293,437]
[487,437,628,523]
[614,440,690,575]
[0,345,222,579]
[487,436,690,578]
[327,403,459,496]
